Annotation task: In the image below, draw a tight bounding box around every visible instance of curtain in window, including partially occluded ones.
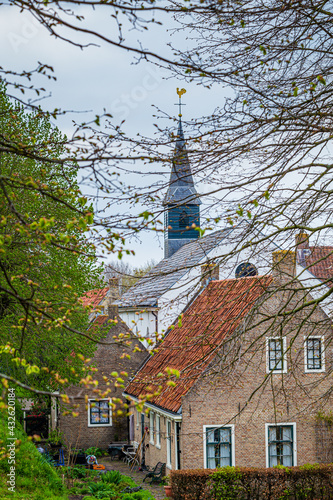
[156,415,160,446]
[206,427,231,468]
[207,443,217,469]
[281,427,293,466]
[268,425,293,467]
[90,400,109,424]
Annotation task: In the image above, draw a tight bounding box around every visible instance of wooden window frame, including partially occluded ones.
[88,399,112,427]
[266,337,287,374]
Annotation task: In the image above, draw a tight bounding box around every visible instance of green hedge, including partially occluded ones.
[170,464,333,500]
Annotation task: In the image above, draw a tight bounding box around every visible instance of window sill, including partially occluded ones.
[305,368,325,373]
[88,423,112,428]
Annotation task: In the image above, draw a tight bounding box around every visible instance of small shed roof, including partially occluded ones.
[80,287,109,308]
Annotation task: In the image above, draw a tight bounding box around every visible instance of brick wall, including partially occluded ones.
[181,283,333,469]
[59,317,147,450]
[126,268,333,471]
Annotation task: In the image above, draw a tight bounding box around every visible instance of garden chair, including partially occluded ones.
[122,442,139,467]
[143,462,166,484]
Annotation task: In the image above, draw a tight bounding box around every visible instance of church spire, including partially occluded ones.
[163,89,201,259]
[163,89,201,207]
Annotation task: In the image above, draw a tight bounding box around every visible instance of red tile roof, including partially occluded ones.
[305,247,333,287]
[80,287,109,308]
[92,314,109,325]
[125,276,273,413]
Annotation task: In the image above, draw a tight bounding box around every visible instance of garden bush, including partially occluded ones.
[88,481,116,495]
[101,470,123,485]
[171,464,333,500]
[65,464,91,479]
[85,446,106,457]
[0,414,66,499]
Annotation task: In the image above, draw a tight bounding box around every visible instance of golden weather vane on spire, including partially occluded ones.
[175,88,187,117]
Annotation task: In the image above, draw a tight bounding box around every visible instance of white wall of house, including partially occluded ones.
[296,264,333,317]
[158,231,277,335]
[118,309,157,348]
[117,224,333,345]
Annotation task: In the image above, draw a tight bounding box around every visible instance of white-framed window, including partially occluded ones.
[156,414,161,449]
[149,411,155,445]
[203,425,235,469]
[88,399,112,427]
[266,337,287,373]
[166,419,172,469]
[136,408,140,429]
[265,423,297,467]
[304,336,325,372]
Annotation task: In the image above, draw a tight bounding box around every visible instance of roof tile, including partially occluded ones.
[305,247,333,287]
[124,275,273,413]
[80,287,109,308]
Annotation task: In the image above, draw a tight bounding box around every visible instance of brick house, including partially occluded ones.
[124,249,333,471]
[59,307,147,450]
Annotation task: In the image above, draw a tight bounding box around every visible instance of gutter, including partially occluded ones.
[123,393,182,422]
[117,306,159,313]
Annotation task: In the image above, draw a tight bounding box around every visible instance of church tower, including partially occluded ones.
[163,91,201,259]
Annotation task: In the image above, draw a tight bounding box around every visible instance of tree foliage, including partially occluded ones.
[1,0,333,413]
[104,259,156,294]
[0,86,103,390]
[172,0,333,232]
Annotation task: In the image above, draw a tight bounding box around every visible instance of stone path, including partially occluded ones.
[99,457,167,500]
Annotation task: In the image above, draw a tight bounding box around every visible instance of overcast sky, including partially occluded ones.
[0,5,230,266]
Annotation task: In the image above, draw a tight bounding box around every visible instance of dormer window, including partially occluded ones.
[235,262,258,278]
[179,210,189,229]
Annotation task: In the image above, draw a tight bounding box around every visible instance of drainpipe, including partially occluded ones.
[152,310,158,335]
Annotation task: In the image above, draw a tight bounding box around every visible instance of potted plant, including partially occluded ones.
[162,476,172,498]
[47,429,64,448]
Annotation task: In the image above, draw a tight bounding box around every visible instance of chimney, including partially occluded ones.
[201,262,219,286]
[272,250,296,280]
[108,304,118,320]
[295,233,309,249]
[108,277,119,319]
[108,277,120,303]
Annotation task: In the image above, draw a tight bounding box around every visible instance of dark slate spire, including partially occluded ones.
[163,90,201,258]
[163,118,201,206]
